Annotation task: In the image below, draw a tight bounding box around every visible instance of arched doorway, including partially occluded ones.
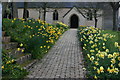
[70,14,79,28]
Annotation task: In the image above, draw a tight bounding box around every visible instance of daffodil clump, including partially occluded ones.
[3,18,69,59]
[78,25,120,79]
[2,49,28,79]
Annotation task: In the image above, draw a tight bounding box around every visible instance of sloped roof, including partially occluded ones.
[17,2,104,8]
[63,7,86,18]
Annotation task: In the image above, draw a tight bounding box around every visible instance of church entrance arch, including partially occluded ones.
[70,14,79,28]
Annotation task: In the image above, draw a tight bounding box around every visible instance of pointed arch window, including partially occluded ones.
[53,10,58,20]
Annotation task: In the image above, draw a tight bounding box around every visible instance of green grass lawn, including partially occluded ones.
[102,30,120,45]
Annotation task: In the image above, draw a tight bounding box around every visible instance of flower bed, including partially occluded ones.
[3,18,69,59]
[78,26,120,79]
[2,18,69,79]
[2,49,28,79]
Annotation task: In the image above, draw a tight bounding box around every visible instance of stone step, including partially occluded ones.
[7,48,25,58]
[2,31,6,36]
[22,59,37,70]
[2,42,18,50]
[15,54,32,64]
[2,36,11,43]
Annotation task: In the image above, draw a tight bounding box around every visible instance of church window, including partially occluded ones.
[53,10,58,20]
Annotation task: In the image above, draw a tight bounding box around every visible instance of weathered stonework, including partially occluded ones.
[18,7,103,28]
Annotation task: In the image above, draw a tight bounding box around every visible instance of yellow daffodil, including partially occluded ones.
[90,50,95,53]
[110,64,114,68]
[93,67,97,70]
[94,75,97,79]
[108,54,113,58]
[105,49,109,52]
[86,40,88,42]
[84,44,86,46]
[22,49,24,52]
[47,46,50,49]
[94,61,99,65]
[99,53,105,59]
[6,61,11,64]
[40,46,43,48]
[118,63,120,67]
[17,48,21,51]
[114,68,119,74]
[109,69,114,73]
[44,45,46,48]
[100,66,104,72]
[113,52,119,58]
[97,69,100,74]
[87,54,90,58]
[114,42,119,47]
[111,59,116,64]
[118,57,120,61]
[95,39,98,42]
[90,56,95,61]
[89,41,93,44]
[83,47,86,50]
[107,67,110,72]
[12,59,14,63]
[95,48,98,51]
[103,38,107,41]
[20,43,23,47]
[103,46,106,49]
[2,66,4,69]
[12,20,14,23]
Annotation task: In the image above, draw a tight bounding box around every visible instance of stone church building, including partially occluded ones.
[17,2,115,30]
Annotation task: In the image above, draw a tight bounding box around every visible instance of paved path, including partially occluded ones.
[26,29,86,79]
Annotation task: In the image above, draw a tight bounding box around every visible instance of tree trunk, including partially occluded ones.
[110,2,119,31]
[23,2,28,21]
[12,2,18,18]
[95,18,97,28]
[2,2,8,18]
[113,9,118,31]
[43,2,47,21]
[38,11,41,19]
[43,8,46,21]
[94,10,97,28]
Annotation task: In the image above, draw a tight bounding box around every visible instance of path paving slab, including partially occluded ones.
[26,29,86,79]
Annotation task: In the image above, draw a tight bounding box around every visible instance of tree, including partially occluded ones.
[12,2,18,18]
[42,2,47,21]
[35,2,54,21]
[110,2,120,31]
[2,2,9,18]
[2,2,18,19]
[78,3,102,28]
[23,2,28,21]
[35,7,42,19]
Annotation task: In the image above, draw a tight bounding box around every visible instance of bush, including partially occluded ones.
[78,26,120,79]
[3,18,69,59]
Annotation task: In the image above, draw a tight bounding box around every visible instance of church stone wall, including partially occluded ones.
[46,8,70,24]
[18,7,103,29]
[84,10,103,29]
[63,7,85,27]
[18,8,39,19]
